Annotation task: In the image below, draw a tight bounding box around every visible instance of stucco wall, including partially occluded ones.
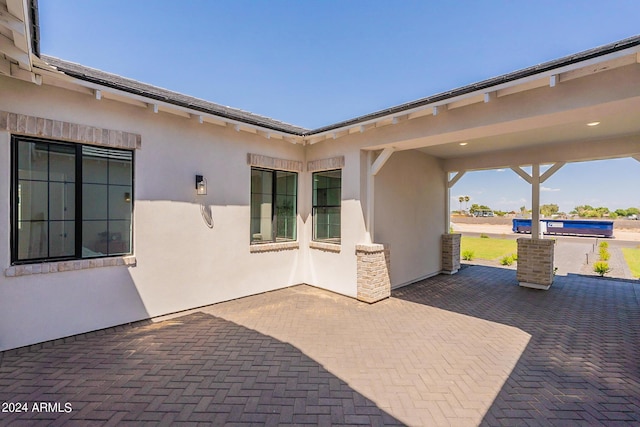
[302,142,367,297]
[0,77,307,351]
[374,150,445,287]
[0,75,449,351]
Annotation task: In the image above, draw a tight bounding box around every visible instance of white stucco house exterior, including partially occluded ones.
[1,0,639,351]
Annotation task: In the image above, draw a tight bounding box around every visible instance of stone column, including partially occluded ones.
[356,243,390,303]
[517,238,555,290]
[441,233,461,274]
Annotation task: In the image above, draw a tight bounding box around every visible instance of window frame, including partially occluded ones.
[250,167,298,244]
[312,169,342,244]
[10,135,134,265]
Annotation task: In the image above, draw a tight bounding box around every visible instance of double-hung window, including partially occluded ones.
[11,135,133,263]
[312,169,341,243]
[250,168,297,243]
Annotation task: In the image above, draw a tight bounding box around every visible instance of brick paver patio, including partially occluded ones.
[1,265,639,426]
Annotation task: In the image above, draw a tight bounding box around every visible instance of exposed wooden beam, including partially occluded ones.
[540,162,566,183]
[257,130,271,139]
[391,114,408,125]
[510,166,532,184]
[9,63,40,84]
[447,94,484,110]
[497,77,547,98]
[0,3,25,34]
[6,0,25,20]
[371,147,395,176]
[407,108,431,120]
[447,171,465,188]
[375,117,394,128]
[0,33,29,66]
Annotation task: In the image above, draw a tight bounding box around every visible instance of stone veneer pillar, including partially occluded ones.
[356,244,391,303]
[517,238,555,290]
[441,233,461,274]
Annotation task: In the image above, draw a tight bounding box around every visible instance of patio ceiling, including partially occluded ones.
[355,49,640,171]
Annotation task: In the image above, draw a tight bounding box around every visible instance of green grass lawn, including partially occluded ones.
[621,247,640,278]
[460,236,517,260]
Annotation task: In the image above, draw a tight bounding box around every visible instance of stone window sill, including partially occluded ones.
[4,256,137,278]
[250,241,299,253]
[309,241,341,253]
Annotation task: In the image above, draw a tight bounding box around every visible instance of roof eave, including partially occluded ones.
[304,34,640,137]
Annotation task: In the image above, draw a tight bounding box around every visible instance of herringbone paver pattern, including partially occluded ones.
[202,282,530,426]
[0,313,402,426]
[1,266,639,426]
[395,266,640,426]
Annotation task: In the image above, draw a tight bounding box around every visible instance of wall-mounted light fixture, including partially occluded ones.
[195,175,207,195]
[124,192,131,203]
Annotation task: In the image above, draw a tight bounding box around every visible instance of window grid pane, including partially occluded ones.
[251,168,297,243]
[12,136,133,264]
[312,170,341,243]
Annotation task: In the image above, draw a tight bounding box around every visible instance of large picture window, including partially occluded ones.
[312,169,341,243]
[250,168,297,243]
[11,136,133,263]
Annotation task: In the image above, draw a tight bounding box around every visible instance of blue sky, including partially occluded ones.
[38,1,640,213]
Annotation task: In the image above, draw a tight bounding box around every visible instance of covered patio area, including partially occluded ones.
[2,268,638,426]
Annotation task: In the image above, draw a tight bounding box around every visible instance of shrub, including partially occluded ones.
[480,233,489,239]
[593,261,612,277]
[462,250,475,261]
[599,248,610,261]
[512,253,518,261]
[599,241,609,249]
[500,255,514,266]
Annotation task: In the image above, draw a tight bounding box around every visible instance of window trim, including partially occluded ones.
[10,135,135,265]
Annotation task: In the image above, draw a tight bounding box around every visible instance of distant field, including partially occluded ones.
[622,248,640,278]
[460,236,517,260]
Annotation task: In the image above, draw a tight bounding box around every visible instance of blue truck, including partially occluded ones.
[512,218,614,237]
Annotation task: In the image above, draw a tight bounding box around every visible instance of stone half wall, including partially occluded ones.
[356,244,390,303]
[517,238,555,290]
[441,233,461,274]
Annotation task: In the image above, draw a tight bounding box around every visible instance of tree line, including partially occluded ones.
[455,202,639,218]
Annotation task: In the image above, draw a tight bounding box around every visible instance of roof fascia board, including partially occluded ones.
[34,64,304,143]
[304,45,640,139]
[2,0,33,70]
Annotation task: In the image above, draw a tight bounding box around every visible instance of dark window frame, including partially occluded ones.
[250,167,297,244]
[312,169,342,244]
[10,135,134,265]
